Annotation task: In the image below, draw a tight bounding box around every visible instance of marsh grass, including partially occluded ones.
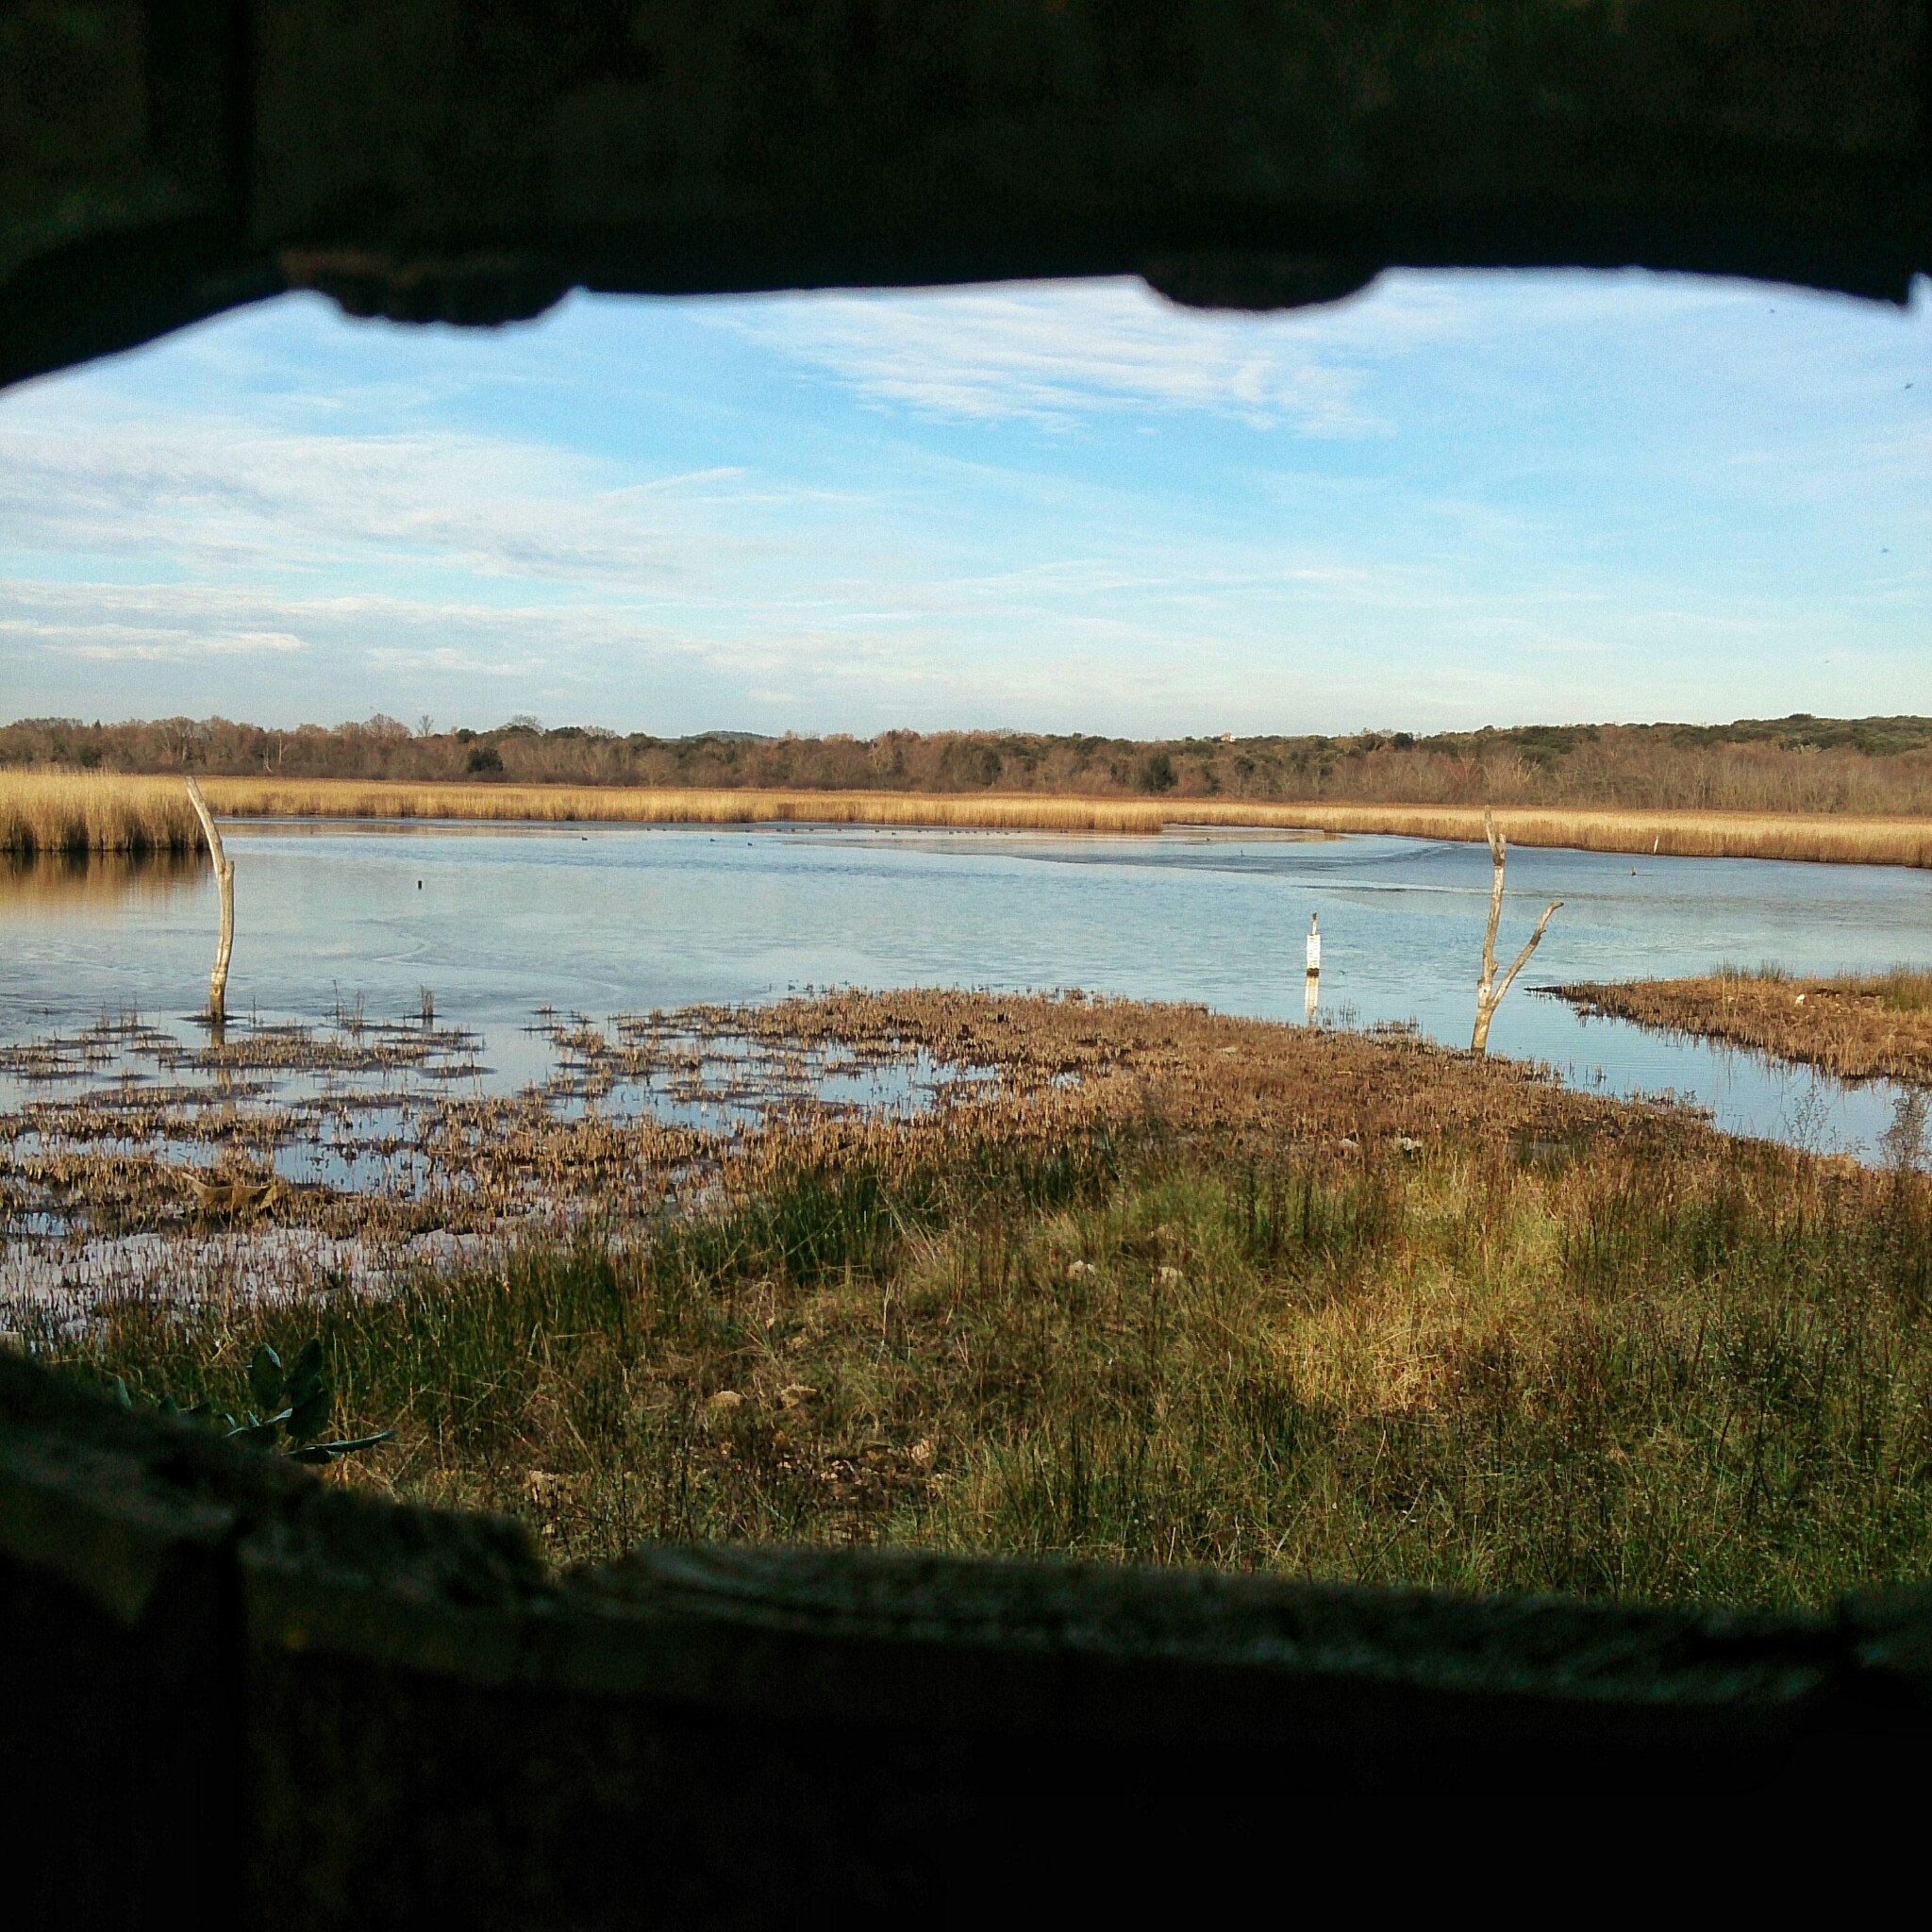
[0,771,202,857]
[1711,960,1932,1009]
[196,778,1932,867]
[10,769,1932,866]
[38,1119,1932,1607]
[1868,968,1932,1014]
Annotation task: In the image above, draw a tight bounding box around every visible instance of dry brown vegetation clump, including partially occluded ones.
[1560,968,1932,1086]
[0,771,201,857]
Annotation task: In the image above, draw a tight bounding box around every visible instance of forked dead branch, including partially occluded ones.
[1472,809,1560,1054]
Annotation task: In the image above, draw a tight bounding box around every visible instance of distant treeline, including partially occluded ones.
[9,712,1932,815]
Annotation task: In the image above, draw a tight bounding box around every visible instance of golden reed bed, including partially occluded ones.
[0,771,203,857]
[9,770,1932,867]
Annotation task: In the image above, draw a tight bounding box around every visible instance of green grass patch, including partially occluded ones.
[1865,966,1932,1013]
[26,1126,1932,1607]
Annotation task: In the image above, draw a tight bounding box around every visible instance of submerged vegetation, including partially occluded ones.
[13,989,1932,1608]
[1561,967,1932,1086]
[2,990,1607,1288]
[8,767,1932,867]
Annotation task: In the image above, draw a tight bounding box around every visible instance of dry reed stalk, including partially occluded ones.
[0,771,202,857]
[177,777,1932,868]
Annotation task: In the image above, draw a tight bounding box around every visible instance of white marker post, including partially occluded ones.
[1305,914,1321,1019]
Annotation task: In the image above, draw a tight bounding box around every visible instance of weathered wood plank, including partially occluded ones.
[1,1351,1926,1920]
[2,2,1927,386]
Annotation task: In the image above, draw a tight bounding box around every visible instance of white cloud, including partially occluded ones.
[725,279,1384,431]
[0,399,758,589]
[71,631,305,663]
[0,591,309,663]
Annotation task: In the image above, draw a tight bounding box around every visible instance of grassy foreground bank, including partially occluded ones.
[10,768,1932,867]
[30,1109,1932,1608]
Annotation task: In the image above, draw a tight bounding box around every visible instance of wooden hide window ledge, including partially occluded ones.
[1,2,1927,391]
[2,1354,1928,1917]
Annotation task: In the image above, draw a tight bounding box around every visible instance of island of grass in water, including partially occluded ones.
[1560,965,1932,1087]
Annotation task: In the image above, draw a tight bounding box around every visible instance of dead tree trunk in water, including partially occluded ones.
[184,779,234,1024]
[1472,811,1560,1054]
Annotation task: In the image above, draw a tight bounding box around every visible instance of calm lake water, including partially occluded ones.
[6,821,1930,1159]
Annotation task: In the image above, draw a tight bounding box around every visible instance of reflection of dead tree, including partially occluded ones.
[184,778,235,1024]
[1473,810,1561,1054]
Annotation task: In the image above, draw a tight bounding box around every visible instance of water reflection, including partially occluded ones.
[1880,1088,1930,1174]
[2,852,204,914]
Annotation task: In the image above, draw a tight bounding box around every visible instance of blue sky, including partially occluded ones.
[1,270,1925,737]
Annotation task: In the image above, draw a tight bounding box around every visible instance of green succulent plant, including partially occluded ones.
[114,1339,391,1464]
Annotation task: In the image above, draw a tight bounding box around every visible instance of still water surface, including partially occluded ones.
[6,822,1929,1158]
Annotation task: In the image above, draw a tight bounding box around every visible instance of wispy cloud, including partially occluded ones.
[724,280,1384,431]
[43,629,304,664]
[0,401,760,589]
